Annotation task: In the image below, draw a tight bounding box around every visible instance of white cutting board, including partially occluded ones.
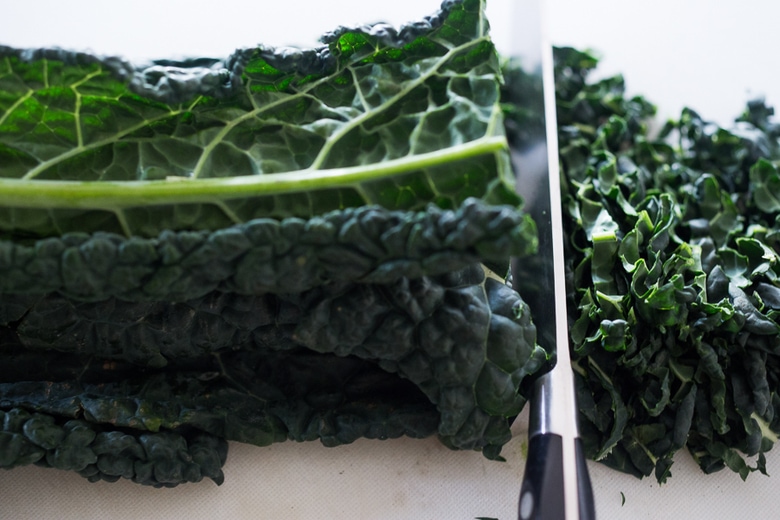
[2,414,779,519]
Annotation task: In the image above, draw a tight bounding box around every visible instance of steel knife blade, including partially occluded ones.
[506,1,596,519]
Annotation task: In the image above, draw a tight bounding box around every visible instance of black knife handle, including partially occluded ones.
[518,434,596,520]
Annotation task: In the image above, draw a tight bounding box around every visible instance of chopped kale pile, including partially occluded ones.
[505,46,780,482]
[0,0,547,487]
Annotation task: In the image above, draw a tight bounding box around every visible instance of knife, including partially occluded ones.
[506,1,596,519]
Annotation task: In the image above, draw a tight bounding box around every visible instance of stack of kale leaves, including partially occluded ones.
[521,47,780,483]
[0,0,547,487]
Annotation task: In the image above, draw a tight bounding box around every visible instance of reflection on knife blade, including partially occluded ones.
[506,1,596,519]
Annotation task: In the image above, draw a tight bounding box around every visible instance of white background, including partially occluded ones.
[2,0,779,125]
[2,1,780,519]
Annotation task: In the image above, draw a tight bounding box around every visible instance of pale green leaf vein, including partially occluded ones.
[22,108,186,180]
[308,36,491,170]
[1,134,506,209]
[190,73,338,179]
[71,68,104,148]
[0,88,33,129]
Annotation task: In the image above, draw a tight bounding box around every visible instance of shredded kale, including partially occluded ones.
[502,46,780,482]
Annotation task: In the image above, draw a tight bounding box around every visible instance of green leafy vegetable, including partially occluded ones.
[503,46,780,482]
[0,0,546,487]
[0,407,228,487]
[0,197,535,301]
[0,0,517,238]
[0,265,546,457]
[10,0,780,492]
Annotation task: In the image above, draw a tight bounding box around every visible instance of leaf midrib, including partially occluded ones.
[0,134,507,210]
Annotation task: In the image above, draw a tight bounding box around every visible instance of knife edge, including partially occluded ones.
[505,1,596,519]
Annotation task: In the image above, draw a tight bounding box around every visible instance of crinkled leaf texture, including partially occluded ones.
[0,0,546,488]
[0,198,537,302]
[509,46,780,483]
[0,265,546,480]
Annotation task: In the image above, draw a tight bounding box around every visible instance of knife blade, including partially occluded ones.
[506,1,596,519]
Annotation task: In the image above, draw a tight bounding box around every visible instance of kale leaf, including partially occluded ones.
[0,0,547,487]
[0,407,228,487]
[0,265,546,479]
[0,198,535,301]
[0,0,517,238]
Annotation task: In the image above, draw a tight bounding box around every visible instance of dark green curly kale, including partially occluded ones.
[502,46,780,483]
